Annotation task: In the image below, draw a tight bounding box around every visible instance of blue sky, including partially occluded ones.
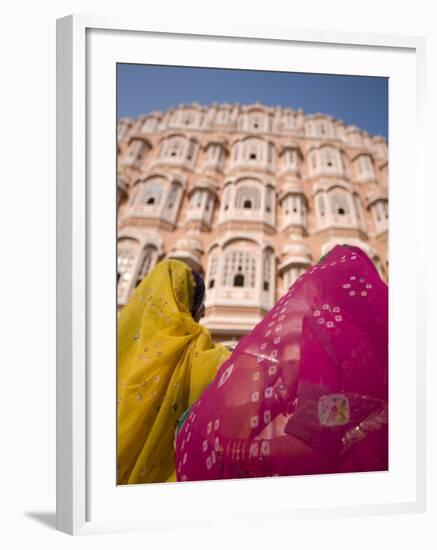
[117,64,388,138]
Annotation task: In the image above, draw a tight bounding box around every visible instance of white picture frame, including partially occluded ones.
[56,14,427,535]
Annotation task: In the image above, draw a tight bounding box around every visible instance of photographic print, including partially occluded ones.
[116,65,388,485]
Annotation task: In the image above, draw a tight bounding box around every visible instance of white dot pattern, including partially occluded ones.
[176,246,387,482]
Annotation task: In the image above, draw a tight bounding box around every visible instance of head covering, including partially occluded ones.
[117,259,230,484]
[176,245,388,482]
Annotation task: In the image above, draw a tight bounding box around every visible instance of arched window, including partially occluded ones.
[353,194,364,227]
[216,110,230,124]
[340,151,347,173]
[168,109,200,128]
[305,121,315,137]
[222,249,257,288]
[166,184,179,209]
[235,186,261,210]
[207,256,218,289]
[348,131,363,147]
[160,136,190,162]
[135,246,157,286]
[246,140,261,161]
[355,154,375,181]
[222,185,231,211]
[204,143,225,170]
[208,145,219,162]
[190,190,203,209]
[143,180,164,205]
[169,111,180,127]
[248,112,267,132]
[237,116,245,131]
[117,248,136,285]
[263,250,273,291]
[118,120,131,142]
[331,192,350,217]
[183,112,194,126]
[281,148,299,172]
[187,188,215,227]
[234,137,270,166]
[124,139,148,168]
[117,243,138,301]
[186,139,196,161]
[282,193,306,228]
[324,148,334,167]
[320,146,342,172]
[168,138,184,158]
[128,185,141,206]
[374,141,387,159]
[370,200,388,234]
[308,150,318,174]
[316,120,333,138]
[265,187,274,213]
[318,194,326,217]
[141,117,158,133]
[281,114,296,131]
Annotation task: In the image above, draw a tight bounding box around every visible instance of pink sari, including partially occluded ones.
[176,245,388,481]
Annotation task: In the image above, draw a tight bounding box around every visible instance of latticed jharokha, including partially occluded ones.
[117,102,388,344]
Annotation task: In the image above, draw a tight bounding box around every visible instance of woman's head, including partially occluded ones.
[131,259,206,322]
[190,269,206,322]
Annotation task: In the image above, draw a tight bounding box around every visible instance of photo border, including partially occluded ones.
[56,14,427,535]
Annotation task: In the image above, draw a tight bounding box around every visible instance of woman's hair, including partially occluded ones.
[190,270,206,318]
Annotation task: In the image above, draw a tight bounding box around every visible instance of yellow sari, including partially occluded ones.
[117,259,230,484]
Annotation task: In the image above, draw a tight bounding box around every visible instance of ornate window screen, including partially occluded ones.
[117,248,137,299]
[331,192,350,216]
[263,250,273,291]
[265,187,274,213]
[235,186,261,210]
[318,194,326,217]
[207,256,219,288]
[143,181,164,205]
[166,184,179,209]
[222,249,257,288]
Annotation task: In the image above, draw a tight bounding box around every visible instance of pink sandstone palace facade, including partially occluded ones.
[117,102,388,346]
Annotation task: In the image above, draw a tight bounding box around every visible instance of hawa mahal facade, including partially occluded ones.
[117,102,388,345]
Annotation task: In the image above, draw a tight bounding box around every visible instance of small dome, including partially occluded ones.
[188,180,219,197]
[205,136,228,147]
[279,180,305,201]
[279,241,312,272]
[280,141,300,152]
[173,238,204,255]
[169,237,204,272]
[282,241,311,260]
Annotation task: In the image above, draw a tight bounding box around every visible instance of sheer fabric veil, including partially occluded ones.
[176,245,388,481]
